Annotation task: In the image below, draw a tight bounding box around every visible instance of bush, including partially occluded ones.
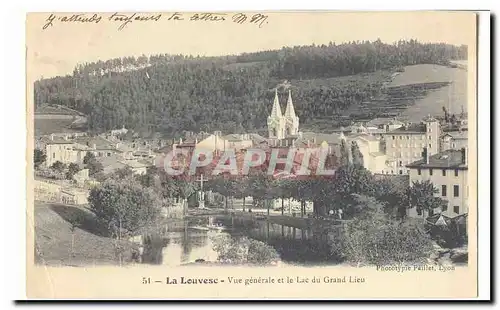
[426,224,467,249]
[211,235,280,265]
[247,239,280,265]
[339,214,434,265]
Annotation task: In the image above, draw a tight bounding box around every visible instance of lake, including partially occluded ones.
[140,215,341,266]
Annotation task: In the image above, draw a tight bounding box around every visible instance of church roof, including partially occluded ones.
[284,90,297,119]
[270,89,282,118]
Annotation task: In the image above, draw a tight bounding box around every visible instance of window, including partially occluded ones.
[399,161,402,167]
[407,136,410,140]
[453,185,460,197]
[429,169,433,176]
[442,205,448,212]
[442,169,446,176]
[429,144,432,148]
[399,170,403,175]
[418,169,421,175]
[452,143,456,148]
[454,169,459,177]
[428,136,432,140]
[453,206,460,214]
[429,209,434,216]
[392,136,395,140]
[441,185,447,197]
[52,153,55,159]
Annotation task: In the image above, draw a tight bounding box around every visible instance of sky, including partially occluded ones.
[26,11,477,80]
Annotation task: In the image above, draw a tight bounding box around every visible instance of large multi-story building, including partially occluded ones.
[381,116,441,175]
[406,148,468,218]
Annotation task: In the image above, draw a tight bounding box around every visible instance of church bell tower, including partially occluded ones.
[267,88,299,139]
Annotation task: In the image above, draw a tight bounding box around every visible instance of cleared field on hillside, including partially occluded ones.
[34,202,138,266]
[391,64,467,122]
[34,115,87,136]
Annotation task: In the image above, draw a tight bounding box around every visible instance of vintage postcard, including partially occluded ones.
[26,11,478,299]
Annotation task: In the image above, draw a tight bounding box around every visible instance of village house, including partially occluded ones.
[44,135,89,167]
[347,133,388,174]
[440,130,468,152]
[406,148,468,219]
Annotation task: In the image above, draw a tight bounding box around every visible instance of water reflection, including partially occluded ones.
[138,215,341,266]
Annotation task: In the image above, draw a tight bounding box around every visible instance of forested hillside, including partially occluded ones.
[34,39,467,137]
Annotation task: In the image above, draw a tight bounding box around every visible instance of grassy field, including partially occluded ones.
[34,117,81,136]
[393,64,467,122]
[34,202,138,266]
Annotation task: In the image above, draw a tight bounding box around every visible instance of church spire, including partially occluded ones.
[285,89,296,118]
[270,88,282,117]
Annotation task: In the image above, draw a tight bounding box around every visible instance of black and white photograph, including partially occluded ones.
[24,10,480,299]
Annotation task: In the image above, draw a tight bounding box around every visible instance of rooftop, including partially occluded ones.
[74,136,117,150]
[43,136,74,145]
[387,123,427,134]
[294,132,342,147]
[406,149,467,169]
[442,131,468,140]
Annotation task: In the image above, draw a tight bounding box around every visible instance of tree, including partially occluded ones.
[407,180,447,218]
[51,161,66,172]
[88,177,163,238]
[331,165,376,218]
[87,160,104,176]
[273,178,293,216]
[373,177,408,219]
[351,141,364,167]
[34,149,46,169]
[339,139,350,166]
[114,167,134,179]
[137,166,158,188]
[234,176,249,211]
[66,163,81,180]
[83,152,96,165]
[248,172,273,213]
[340,204,434,266]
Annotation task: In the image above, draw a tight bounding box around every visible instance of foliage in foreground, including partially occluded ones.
[336,196,434,265]
[88,177,163,238]
[211,235,280,265]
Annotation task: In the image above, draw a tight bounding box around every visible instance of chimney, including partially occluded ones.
[422,147,429,164]
[50,134,54,141]
[93,143,97,150]
[461,147,468,165]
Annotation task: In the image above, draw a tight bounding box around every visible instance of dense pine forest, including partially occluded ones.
[34,39,467,137]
